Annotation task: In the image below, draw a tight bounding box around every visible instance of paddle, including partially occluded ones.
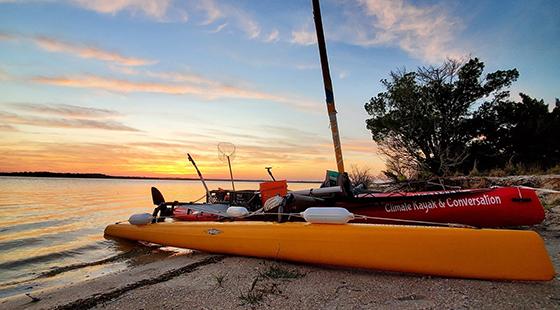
[150,187,176,222]
[151,186,165,206]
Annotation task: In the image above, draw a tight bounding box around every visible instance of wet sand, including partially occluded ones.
[1,227,558,309]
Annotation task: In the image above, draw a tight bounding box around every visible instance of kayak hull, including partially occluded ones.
[104,221,555,281]
[341,187,545,227]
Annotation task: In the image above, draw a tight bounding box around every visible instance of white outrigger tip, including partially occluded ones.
[129,213,153,225]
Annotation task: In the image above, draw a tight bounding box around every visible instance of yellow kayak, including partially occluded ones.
[104,221,555,281]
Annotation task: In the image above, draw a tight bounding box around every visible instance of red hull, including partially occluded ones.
[340,187,544,227]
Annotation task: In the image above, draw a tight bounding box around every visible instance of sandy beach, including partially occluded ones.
[2,206,559,310]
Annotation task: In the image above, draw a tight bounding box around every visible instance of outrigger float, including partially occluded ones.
[105,219,555,281]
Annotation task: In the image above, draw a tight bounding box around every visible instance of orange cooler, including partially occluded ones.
[260,180,288,204]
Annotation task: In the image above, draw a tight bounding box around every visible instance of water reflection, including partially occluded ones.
[0,177,318,299]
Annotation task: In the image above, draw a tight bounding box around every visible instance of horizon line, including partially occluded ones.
[0,171,322,184]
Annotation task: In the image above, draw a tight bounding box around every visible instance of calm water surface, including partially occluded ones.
[0,177,318,299]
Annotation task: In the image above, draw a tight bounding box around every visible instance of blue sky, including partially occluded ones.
[0,0,558,180]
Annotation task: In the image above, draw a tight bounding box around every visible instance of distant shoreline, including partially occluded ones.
[0,171,321,184]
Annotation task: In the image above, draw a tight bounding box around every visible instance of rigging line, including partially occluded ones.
[242,211,476,229]
[191,194,207,203]
[149,211,476,228]
[353,214,477,229]
[132,209,478,229]
[517,186,560,194]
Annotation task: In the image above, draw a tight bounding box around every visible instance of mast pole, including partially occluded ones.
[312,0,345,173]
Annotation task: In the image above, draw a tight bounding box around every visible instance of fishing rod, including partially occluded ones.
[187,153,210,200]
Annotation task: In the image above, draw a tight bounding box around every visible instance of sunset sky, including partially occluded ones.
[0,0,558,180]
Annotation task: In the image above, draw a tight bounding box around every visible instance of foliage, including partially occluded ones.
[259,265,304,279]
[213,273,226,288]
[469,93,560,172]
[348,165,376,188]
[365,57,559,177]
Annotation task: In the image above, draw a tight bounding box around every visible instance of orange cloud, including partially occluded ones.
[340,138,379,154]
[32,36,156,66]
[8,103,120,118]
[0,111,139,131]
[33,75,199,95]
[145,71,219,86]
[0,124,18,131]
[32,74,321,111]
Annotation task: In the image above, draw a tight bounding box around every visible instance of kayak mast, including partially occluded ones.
[312,0,345,173]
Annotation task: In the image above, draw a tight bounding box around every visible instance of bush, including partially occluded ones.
[349,165,376,188]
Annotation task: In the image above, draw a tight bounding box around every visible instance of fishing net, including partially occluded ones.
[218,142,237,191]
[217,142,236,162]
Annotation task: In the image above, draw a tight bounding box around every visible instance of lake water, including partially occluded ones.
[0,177,319,299]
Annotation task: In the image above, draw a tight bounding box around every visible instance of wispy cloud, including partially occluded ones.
[0,68,9,80]
[145,71,219,86]
[196,0,261,39]
[33,75,197,95]
[234,10,261,39]
[0,111,139,131]
[348,0,463,62]
[264,29,279,43]
[291,28,317,46]
[0,32,15,41]
[32,36,156,66]
[197,0,223,25]
[70,0,173,20]
[7,102,119,118]
[32,73,321,111]
[338,70,348,79]
[210,22,228,33]
[290,0,463,63]
[295,63,319,70]
[0,124,18,132]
